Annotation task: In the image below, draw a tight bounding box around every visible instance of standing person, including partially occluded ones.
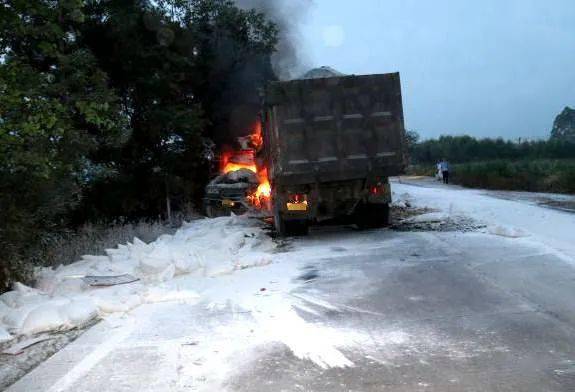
[440,158,450,184]
[436,161,443,181]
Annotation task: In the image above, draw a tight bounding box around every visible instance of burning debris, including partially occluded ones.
[204,122,271,217]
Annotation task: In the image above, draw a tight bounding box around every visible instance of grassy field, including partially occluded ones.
[407,159,575,194]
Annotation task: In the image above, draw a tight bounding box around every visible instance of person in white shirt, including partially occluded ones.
[436,162,443,181]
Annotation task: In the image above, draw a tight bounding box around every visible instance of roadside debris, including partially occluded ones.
[487,225,529,238]
[0,323,94,391]
[390,206,485,232]
[82,274,140,287]
[2,336,54,356]
[0,216,275,340]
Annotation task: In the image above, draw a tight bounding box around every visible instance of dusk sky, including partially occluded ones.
[298,0,575,140]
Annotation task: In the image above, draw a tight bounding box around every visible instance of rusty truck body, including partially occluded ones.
[260,72,407,235]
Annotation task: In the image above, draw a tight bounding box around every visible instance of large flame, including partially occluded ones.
[255,168,271,198]
[221,149,257,174]
[220,120,270,210]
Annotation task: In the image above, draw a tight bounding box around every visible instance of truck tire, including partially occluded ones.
[274,209,309,236]
[355,203,390,229]
[289,219,310,236]
[273,207,285,235]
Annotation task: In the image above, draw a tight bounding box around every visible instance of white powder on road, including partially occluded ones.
[4,179,575,392]
[393,179,575,262]
[0,215,275,340]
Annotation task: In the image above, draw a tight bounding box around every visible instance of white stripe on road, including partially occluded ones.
[46,322,134,392]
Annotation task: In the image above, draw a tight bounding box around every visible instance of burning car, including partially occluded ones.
[204,167,260,217]
[203,124,271,217]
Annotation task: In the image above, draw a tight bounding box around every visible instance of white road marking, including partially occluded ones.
[46,321,135,392]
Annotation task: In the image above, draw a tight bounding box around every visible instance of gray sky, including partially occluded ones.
[299,0,575,140]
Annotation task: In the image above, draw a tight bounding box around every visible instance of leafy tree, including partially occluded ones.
[551,107,575,143]
[0,0,279,290]
[404,130,420,152]
[409,135,575,165]
[0,0,126,288]
[77,0,278,220]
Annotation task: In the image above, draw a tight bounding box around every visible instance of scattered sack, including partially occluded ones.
[487,225,528,238]
[59,300,99,328]
[0,325,12,342]
[19,299,99,335]
[20,305,66,335]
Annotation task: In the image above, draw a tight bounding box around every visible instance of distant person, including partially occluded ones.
[436,161,443,181]
[439,159,450,184]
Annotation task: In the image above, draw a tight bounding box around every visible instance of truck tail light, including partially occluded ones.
[287,193,308,211]
[369,183,389,195]
[288,193,307,203]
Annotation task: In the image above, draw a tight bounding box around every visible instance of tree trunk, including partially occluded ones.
[165,178,172,224]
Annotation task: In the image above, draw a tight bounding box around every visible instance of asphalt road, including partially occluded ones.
[400,176,575,214]
[6,185,575,391]
[227,229,575,391]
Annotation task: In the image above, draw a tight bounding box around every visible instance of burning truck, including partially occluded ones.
[204,68,407,236]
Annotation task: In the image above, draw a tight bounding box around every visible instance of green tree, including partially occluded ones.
[77,0,278,219]
[410,135,575,164]
[0,0,279,290]
[551,107,575,143]
[0,0,126,288]
[404,130,420,151]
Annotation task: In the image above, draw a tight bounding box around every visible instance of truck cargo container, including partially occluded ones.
[260,72,407,235]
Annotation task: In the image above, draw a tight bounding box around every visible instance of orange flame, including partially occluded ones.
[221,150,257,174]
[220,120,271,210]
[250,120,263,151]
[255,168,271,198]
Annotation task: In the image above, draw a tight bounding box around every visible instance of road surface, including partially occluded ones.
[400,175,575,214]
[5,177,575,391]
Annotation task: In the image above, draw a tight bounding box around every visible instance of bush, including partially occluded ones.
[406,159,575,194]
[452,160,575,193]
[406,165,437,177]
[410,135,575,165]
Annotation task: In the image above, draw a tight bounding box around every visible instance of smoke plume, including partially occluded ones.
[235,0,312,80]
[212,0,312,146]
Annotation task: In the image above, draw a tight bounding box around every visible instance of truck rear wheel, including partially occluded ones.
[355,203,390,229]
[274,210,309,237]
[289,219,310,236]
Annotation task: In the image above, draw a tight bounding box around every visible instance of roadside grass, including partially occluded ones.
[406,165,437,177]
[407,159,575,194]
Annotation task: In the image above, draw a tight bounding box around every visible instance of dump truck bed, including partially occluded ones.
[264,72,406,186]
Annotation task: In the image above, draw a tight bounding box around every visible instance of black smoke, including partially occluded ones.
[212,0,311,147]
[235,0,311,80]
